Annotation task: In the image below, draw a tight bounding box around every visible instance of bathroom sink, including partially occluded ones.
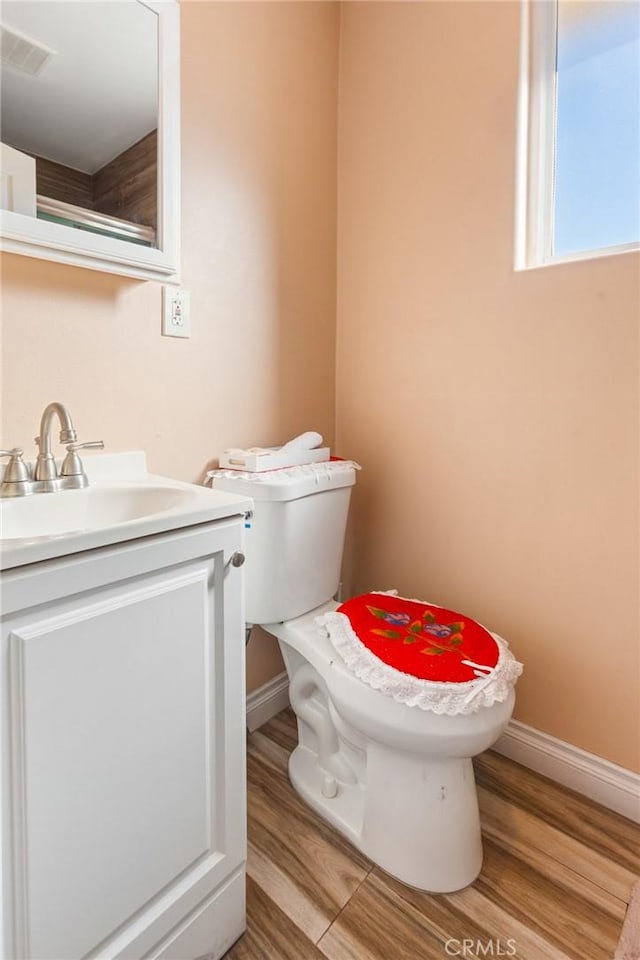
[0,484,193,540]
[0,451,253,570]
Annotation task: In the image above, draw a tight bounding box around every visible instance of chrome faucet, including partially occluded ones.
[1,403,104,498]
[34,402,78,487]
[33,402,104,493]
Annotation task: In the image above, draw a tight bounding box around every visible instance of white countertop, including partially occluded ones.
[0,452,253,571]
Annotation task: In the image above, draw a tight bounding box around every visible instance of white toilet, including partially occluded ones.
[210,461,521,893]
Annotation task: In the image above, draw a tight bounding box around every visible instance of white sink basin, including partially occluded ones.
[0,452,253,570]
[0,484,193,540]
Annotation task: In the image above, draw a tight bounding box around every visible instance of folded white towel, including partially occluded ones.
[279,431,323,452]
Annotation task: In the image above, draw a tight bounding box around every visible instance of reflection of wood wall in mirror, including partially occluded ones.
[32,130,157,230]
[93,131,157,229]
[36,158,93,210]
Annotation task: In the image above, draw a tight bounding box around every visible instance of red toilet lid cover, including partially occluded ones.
[317,591,523,715]
[337,592,497,683]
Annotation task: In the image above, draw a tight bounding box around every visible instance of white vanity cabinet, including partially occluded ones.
[1,517,247,960]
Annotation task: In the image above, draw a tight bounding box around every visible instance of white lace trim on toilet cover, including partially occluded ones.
[206,460,361,484]
[316,591,523,716]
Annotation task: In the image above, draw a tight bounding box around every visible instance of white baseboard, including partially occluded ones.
[494,720,640,824]
[245,675,640,823]
[246,672,290,733]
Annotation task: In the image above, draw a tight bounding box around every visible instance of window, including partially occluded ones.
[515,0,640,268]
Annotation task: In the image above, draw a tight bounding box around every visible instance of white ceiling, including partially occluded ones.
[0,1,158,174]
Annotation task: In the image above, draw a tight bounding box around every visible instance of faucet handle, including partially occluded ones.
[0,448,31,480]
[60,441,104,479]
[0,449,34,497]
[64,441,105,453]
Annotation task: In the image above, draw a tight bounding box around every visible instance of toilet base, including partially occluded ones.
[288,738,483,894]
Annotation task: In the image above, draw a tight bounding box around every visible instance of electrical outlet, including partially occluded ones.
[162,287,191,338]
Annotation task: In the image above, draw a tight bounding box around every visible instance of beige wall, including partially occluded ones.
[1,1,638,771]
[0,1,340,693]
[336,2,639,771]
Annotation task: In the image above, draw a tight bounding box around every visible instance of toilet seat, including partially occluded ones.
[317,591,522,716]
[267,600,516,751]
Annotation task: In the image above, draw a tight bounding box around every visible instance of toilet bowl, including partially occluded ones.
[209,461,521,893]
[267,600,515,892]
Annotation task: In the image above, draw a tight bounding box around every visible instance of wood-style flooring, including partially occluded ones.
[225,708,639,960]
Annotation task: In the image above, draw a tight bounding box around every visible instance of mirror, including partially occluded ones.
[0,0,180,283]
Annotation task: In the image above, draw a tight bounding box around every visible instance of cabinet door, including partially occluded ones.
[1,522,246,959]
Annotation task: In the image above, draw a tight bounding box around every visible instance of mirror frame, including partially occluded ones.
[0,0,180,283]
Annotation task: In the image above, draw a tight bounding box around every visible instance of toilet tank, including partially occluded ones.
[210,464,356,624]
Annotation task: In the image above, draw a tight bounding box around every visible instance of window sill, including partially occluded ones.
[514,240,639,272]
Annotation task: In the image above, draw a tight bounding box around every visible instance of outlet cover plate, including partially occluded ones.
[162,287,191,338]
